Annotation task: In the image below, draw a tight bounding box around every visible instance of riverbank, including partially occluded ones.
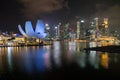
[84,45,120,53]
[0,41,53,47]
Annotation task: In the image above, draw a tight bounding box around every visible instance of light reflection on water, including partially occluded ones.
[7,47,12,71]
[0,41,120,74]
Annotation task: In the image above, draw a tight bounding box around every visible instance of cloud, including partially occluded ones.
[18,0,67,19]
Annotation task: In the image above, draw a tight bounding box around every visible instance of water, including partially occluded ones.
[0,41,120,80]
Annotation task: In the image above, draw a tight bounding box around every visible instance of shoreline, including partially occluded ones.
[84,45,120,53]
[0,41,53,47]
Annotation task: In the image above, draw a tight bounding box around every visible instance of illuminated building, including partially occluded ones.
[103,18,108,28]
[45,24,50,40]
[80,20,85,39]
[18,20,47,39]
[94,17,99,38]
[76,21,80,39]
[103,18,109,35]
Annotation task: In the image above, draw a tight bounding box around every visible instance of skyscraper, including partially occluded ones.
[76,21,80,39]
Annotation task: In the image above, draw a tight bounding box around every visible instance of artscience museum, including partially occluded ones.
[18,20,47,39]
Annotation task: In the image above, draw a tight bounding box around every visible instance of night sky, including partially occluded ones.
[0,0,120,33]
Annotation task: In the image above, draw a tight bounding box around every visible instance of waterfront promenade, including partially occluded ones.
[0,41,53,47]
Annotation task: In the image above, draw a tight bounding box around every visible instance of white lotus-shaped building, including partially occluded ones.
[18,20,47,39]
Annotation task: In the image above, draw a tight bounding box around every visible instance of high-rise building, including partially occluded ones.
[76,21,80,39]
[94,17,99,38]
[103,18,108,28]
[103,18,109,35]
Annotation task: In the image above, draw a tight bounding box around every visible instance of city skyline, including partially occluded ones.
[0,0,120,33]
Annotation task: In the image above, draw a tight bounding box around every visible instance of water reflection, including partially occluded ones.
[18,47,47,73]
[0,41,120,74]
[0,48,5,72]
[77,51,87,68]
[52,41,61,67]
[88,51,99,69]
[100,53,109,69]
[76,42,109,69]
[34,47,46,72]
[7,47,13,71]
[43,46,51,69]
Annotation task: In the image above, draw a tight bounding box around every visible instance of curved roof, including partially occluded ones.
[18,20,47,39]
[18,24,28,37]
[35,20,47,38]
[25,21,35,38]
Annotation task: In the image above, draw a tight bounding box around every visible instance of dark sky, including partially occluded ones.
[0,0,120,33]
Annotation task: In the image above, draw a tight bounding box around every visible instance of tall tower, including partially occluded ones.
[104,18,108,28]
[45,23,50,40]
[94,17,99,38]
[58,23,62,40]
[103,18,109,35]
[76,21,80,39]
